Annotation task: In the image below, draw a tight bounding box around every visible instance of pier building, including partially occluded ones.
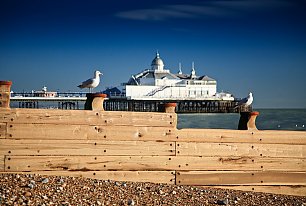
[121,52,233,101]
[32,86,57,98]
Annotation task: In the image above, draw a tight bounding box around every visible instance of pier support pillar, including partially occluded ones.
[85,93,107,111]
[164,103,177,113]
[238,111,259,130]
[0,81,12,109]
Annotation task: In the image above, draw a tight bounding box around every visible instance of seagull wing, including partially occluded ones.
[238,97,248,105]
[78,78,94,88]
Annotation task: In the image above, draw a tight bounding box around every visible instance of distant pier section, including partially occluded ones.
[10,92,249,113]
[11,91,87,109]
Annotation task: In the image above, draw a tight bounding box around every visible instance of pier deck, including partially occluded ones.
[10,96,247,113]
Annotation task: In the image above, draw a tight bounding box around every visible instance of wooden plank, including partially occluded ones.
[0,139,175,156]
[4,156,175,172]
[7,123,175,140]
[169,156,306,171]
[176,142,306,158]
[5,155,305,172]
[6,122,306,145]
[0,108,176,127]
[7,122,306,144]
[0,156,4,171]
[176,171,306,186]
[208,186,306,197]
[0,171,175,184]
[176,129,306,144]
[0,123,6,139]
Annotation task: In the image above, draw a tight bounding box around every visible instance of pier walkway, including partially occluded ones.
[10,97,247,113]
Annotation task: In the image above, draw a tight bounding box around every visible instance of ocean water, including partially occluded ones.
[177,109,306,131]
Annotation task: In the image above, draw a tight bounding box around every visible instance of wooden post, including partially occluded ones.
[85,93,107,111]
[238,111,259,130]
[92,93,107,111]
[164,103,176,113]
[247,111,259,130]
[0,80,12,108]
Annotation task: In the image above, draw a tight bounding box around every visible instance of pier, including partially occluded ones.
[10,96,86,109]
[104,99,247,113]
[10,96,249,113]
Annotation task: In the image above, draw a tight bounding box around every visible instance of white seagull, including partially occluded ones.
[235,92,253,109]
[78,70,103,93]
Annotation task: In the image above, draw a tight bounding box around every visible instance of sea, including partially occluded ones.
[177,109,306,131]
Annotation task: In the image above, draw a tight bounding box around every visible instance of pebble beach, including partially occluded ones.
[0,173,305,206]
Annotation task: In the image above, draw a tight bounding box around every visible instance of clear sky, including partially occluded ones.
[1,0,306,108]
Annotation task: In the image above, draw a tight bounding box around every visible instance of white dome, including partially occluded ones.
[151,51,164,71]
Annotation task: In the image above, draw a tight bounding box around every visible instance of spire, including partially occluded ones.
[178,62,182,74]
[191,61,196,79]
[156,50,159,58]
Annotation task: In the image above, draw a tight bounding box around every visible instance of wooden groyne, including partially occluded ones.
[1,81,306,196]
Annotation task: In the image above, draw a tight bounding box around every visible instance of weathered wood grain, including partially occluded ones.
[7,123,175,140]
[0,139,175,156]
[176,142,306,158]
[6,123,306,145]
[4,156,305,172]
[0,123,6,139]
[167,156,306,171]
[0,171,175,184]
[208,185,306,197]
[0,108,176,127]
[176,129,306,144]
[177,171,306,185]
[0,156,4,171]
[4,156,173,171]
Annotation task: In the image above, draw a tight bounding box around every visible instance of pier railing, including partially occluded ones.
[1,81,305,196]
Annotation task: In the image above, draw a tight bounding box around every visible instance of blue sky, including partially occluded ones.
[1,0,306,108]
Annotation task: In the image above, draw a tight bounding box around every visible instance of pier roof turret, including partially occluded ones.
[151,51,164,71]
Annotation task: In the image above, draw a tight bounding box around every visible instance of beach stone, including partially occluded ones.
[1,173,306,205]
[217,199,229,205]
[128,199,135,205]
[24,191,32,197]
[41,178,49,184]
[28,183,35,189]
[58,178,65,184]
